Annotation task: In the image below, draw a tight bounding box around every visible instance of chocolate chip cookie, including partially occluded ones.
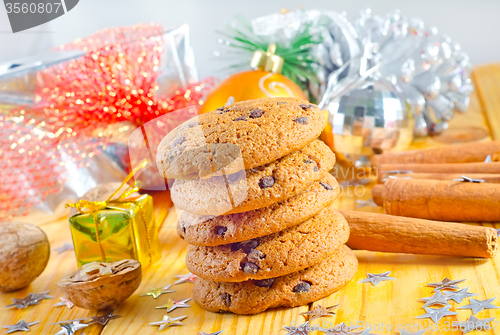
[192,244,358,314]
[156,97,326,180]
[170,139,335,216]
[177,173,340,246]
[185,208,349,282]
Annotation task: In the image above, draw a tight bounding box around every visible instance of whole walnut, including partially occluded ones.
[0,222,50,292]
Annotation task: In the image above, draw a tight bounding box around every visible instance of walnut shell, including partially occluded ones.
[0,222,50,292]
[57,259,141,310]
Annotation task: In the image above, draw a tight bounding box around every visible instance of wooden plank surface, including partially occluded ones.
[1,67,500,335]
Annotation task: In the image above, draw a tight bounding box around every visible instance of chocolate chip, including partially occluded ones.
[299,104,315,110]
[293,116,309,124]
[180,222,186,234]
[233,115,247,121]
[247,249,265,263]
[238,239,259,254]
[216,106,225,111]
[217,107,231,114]
[304,159,314,164]
[293,281,311,293]
[258,176,275,189]
[221,293,231,306]
[249,108,263,118]
[215,226,227,237]
[313,165,319,172]
[243,262,259,274]
[254,278,276,288]
[320,182,333,190]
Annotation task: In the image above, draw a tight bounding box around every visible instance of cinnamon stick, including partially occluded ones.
[340,210,498,258]
[378,162,500,174]
[371,141,500,168]
[378,178,500,222]
[377,173,500,184]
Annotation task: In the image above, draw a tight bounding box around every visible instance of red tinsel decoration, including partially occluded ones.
[0,23,214,220]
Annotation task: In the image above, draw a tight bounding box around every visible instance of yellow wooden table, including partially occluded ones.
[1,65,500,335]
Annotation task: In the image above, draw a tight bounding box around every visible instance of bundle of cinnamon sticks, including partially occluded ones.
[344,141,500,259]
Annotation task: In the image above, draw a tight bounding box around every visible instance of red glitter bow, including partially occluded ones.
[0,23,214,220]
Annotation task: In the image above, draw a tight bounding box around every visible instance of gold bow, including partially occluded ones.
[66,160,153,263]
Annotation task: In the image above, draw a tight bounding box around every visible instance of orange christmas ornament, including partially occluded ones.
[200,44,307,114]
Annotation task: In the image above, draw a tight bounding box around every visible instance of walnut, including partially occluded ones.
[57,259,141,310]
[0,222,50,292]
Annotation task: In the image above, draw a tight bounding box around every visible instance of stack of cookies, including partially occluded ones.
[156,97,358,315]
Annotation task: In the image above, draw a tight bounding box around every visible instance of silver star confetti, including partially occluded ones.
[141,286,175,299]
[53,297,74,309]
[156,298,191,312]
[426,277,465,292]
[53,243,74,254]
[54,321,88,335]
[149,315,187,331]
[199,331,224,335]
[399,330,427,335]
[87,312,122,325]
[485,155,493,163]
[284,321,315,335]
[3,320,39,334]
[5,294,40,309]
[174,273,197,284]
[358,271,396,286]
[457,315,495,333]
[416,305,457,323]
[300,304,338,321]
[356,199,378,208]
[349,327,379,335]
[419,291,450,308]
[321,322,360,334]
[31,291,54,301]
[443,287,478,304]
[457,297,499,314]
[453,175,485,183]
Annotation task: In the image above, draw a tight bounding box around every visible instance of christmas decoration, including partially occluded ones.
[399,330,426,335]
[426,277,465,292]
[174,273,197,285]
[416,305,457,323]
[0,23,214,220]
[54,321,88,335]
[321,322,360,334]
[300,304,338,321]
[457,315,495,333]
[358,271,395,286]
[453,175,485,183]
[52,297,74,309]
[57,259,141,310]
[199,331,224,335]
[443,287,478,304]
[283,321,314,335]
[67,172,161,267]
[457,297,499,314]
[3,320,39,334]
[149,315,187,331]
[156,298,191,312]
[0,222,50,292]
[141,286,175,299]
[87,312,122,326]
[5,292,52,309]
[419,291,449,308]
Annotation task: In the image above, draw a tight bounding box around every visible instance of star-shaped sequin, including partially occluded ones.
[349,327,379,335]
[453,175,484,183]
[457,315,495,333]
[3,320,39,334]
[87,311,122,325]
[321,322,360,334]
[141,285,175,299]
[457,297,499,314]
[300,304,338,321]
[284,321,315,335]
[443,287,478,304]
[53,297,74,309]
[416,305,457,323]
[199,331,223,335]
[53,243,74,254]
[54,321,88,335]
[419,291,450,308]
[156,298,191,312]
[358,271,396,286]
[399,330,427,335]
[5,294,40,309]
[31,291,54,301]
[174,273,197,285]
[149,315,187,331]
[426,277,465,292]
[356,199,378,208]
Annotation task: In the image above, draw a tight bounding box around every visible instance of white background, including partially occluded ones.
[0,0,499,78]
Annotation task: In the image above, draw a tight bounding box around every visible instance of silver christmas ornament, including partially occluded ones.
[321,322,360,334]
[149,315,187,331]
[283,321,315,335]
[141,286,175,299]
[419,291,449,308]
[358,271,396,286]
[4,292,51,309]
[457,315,495,333]
[444,287,478,304]
[54,321,88,335]
[156,298,191,312]
[3,320,39,334]
[174,273,197,285]
[457,297,499,314]
[87,312,122,325]
[416,305,457,323]
[426,277,465,292]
